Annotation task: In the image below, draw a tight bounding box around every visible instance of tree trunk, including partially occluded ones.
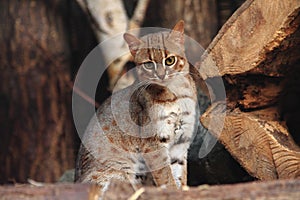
[0,0,75,183]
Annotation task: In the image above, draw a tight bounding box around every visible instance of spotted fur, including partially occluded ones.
[75,21,199,192]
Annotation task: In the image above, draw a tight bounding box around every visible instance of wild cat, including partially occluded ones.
[75,20,200,191]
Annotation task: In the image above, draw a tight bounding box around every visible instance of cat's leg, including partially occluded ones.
[150,166,178,188]
[142,147,177,188]
[169,143,189,187]
[181,160,187,186]
[170,115,196,187]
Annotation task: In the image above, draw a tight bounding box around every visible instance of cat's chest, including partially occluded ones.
[150,97,196,120]
[132,78,198,142]
[148,78,197,119]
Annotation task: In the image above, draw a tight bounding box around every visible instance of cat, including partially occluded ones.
[75,20,200,192]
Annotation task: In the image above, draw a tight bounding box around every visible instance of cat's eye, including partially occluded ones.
[143,62,155,70]
[164,56,176,66]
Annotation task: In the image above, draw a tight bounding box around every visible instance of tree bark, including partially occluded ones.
[0,0,75,183]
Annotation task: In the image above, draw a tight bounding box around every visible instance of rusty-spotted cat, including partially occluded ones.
[75,20,200,192]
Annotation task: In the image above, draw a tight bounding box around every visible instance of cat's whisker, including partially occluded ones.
[149,77,159,81]
[188,72,199,76]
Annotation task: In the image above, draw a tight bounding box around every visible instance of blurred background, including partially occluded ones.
[0,0,251,185]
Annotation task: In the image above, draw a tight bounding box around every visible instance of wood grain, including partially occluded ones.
[201,102,300,180]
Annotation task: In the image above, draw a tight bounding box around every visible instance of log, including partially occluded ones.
[103,179,300,199]
[0,184,100,200]
[0,179,299,200]
[198,0,300,180]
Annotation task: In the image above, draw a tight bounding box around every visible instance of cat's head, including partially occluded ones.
[124,20,188,84]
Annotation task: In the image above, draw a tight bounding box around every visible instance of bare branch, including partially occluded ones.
[76,0,150,91]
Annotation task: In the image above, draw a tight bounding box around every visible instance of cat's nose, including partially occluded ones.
[156,65,166,80]
[157,73,165,80]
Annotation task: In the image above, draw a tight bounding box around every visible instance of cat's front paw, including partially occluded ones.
[157,123,174,143]
[174,128,184,135]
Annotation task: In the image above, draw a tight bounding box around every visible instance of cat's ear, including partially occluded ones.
[170,20,185,46]
[123,33,142,56]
